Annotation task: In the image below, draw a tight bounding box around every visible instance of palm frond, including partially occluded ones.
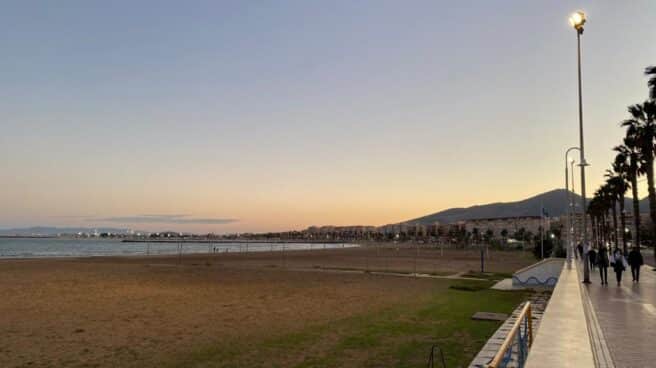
[646,66,656,100]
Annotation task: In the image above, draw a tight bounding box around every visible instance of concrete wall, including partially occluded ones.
[512,258,564,288]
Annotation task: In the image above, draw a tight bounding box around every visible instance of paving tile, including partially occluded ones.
[584,260,656,368]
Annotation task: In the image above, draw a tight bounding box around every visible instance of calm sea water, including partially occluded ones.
[0,238,357,259]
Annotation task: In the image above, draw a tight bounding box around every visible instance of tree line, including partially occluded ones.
[587,66,656,258]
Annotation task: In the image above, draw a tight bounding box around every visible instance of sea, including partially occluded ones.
[0,238,357,259]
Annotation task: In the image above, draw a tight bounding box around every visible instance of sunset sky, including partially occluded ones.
[2,1,656,233]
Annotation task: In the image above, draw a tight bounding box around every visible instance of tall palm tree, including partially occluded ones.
[615,139,642,250]
[601,182,617,249]
[646,66,656,100]
[606,169,628,253]
[612,147,635,254]
[587,195,599,247]
[622,100,656,257]
[588,193,607,248]
[601,184,616,248]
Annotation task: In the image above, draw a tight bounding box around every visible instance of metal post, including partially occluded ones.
[576,29,591,283]
[571,159,577,246]
[565,147,579,268]
[566,158,570,265]
[540,209,544,259]
[414,242,418,276]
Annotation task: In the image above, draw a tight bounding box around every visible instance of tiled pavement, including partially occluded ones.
[582,259,656,368]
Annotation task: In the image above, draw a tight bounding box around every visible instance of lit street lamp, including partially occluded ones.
[569,10,591,283]
[565,147,580,268]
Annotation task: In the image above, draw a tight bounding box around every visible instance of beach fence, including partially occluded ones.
[133,240,509,275]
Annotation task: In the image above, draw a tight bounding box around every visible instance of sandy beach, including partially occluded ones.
[0,247,534,367]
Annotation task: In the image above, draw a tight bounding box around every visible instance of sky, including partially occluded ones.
[2,1,655,233]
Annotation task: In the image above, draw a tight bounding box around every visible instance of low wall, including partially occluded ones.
[525,263,595,367]
[512,258,564,288]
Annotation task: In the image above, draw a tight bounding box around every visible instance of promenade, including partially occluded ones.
[582,257,656,368]
[522,255,656,368]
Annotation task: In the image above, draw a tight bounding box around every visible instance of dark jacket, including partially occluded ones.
[628,249,644,267]
[597,248,609,267]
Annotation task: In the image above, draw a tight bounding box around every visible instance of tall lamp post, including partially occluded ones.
[569,10,590,283]
[565,146,580,268]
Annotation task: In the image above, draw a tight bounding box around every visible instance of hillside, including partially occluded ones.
[405,189,648,225]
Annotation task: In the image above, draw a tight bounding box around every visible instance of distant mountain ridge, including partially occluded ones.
[405,189,649,225]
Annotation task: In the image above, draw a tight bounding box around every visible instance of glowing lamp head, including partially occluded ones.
[569,11,586,31]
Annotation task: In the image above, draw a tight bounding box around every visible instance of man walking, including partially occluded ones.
[588,248,597,270]
[598,245,609,285]
[628,247,644,282]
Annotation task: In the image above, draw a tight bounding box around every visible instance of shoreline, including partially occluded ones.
[0,242,360,262]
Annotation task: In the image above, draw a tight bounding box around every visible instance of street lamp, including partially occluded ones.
[565,147,580,268]
[569,11,586,30]
[569,10,591,283]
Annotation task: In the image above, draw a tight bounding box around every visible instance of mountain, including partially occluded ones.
[405,189,650,225]
[0,226,132,236]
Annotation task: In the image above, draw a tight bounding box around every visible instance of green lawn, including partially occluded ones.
[170,278,527,368]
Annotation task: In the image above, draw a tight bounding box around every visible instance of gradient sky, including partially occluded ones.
[2,1,656,233]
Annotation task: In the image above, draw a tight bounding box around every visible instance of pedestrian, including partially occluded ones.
[577,243,583,259]
[588,248,597,270]
[628,247,644,283]
[611,248,627,286]
[597,245,609,285]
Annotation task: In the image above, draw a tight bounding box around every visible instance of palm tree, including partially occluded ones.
[646,66,656,100]
[612,148,634,254]
[587,196,597,247]
[602,184,615,248]
[593,185,616,249]
[622,100,656,256]
[602,182,618,249]
[615,139,642,251]
[587,193,605,248]
[606,169,628,253]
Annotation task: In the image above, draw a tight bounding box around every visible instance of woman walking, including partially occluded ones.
[598,245,609,285]
[612,248,627,286]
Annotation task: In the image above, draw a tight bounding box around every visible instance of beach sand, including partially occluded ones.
[0,246,534,367]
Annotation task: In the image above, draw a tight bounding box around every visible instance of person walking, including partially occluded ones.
[612,248,627,286]
[628,247,644,283]
[577,243,583,260]
[597,245,609,285]
[588,248,597,270]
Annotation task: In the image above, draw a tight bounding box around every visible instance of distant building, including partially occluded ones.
[463,216,546,238]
